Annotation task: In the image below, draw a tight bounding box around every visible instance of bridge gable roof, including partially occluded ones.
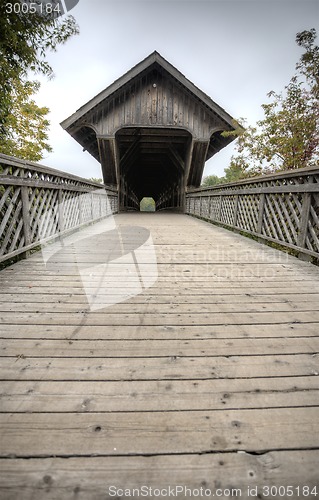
[61,51,235,132]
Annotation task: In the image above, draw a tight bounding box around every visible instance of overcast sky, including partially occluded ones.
[35,0,319,180]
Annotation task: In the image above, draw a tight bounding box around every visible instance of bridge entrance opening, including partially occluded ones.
[116,127,192,212]
[140,198,156,212]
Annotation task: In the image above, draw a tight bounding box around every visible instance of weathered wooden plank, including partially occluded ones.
[0,300,318,314]
[0,322,317,339]
[188,182,319,196]
[0,292,318,305]
[0,450,318,500]
[1,407,319,457]
[2,354,318,380]
[1,284,319,298]
[1,337,319,358]
[0,154,112,188]
[1,377,318,413]
[2,244,266,261]
[2,281,319,296]
[0,252,315,270]
[2,270,318,282]
[1,310,318,325]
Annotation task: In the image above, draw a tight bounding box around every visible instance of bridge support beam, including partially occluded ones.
[186,140,210,188]
[97,138,119,186]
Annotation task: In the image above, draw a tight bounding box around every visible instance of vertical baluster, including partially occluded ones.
[58,189,64,233]
[21,185,31,258]
[257,193,266,234]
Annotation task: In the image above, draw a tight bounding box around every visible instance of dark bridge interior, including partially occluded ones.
[116,128,191,210]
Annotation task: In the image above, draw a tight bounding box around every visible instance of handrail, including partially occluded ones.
[186,167,319,260]
[0,154,118,263]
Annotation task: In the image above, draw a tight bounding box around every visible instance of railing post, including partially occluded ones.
[218,195,223,222]
[21,185,31,256]
[297,192,312,249]
[78,193,83,225]
[257,193,266,234]
[91,192,94,220]
[58,189,64,233]
[233,195,239,227]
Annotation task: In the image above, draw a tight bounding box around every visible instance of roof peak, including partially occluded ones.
[61,51,235,131]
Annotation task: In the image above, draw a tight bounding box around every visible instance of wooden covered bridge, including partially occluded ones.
[0,53,319,499]
[61,51,236,211]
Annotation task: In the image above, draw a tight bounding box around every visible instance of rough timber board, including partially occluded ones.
[0,292,319,304]
[1,336,319,357]
[0,451,318,500]
[0,213,319,499]
[0,300,318,313]
[1,408,319,457]
[0,322,318,339]
[1,354,318,380]
[1,377,318,413]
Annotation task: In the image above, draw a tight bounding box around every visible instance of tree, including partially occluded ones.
[295,28,319,98]
[225,29,319,179]
[223,159,250,183]
[140,198,155,212]
[201,174,223,187]
[89,178,103,184]
[0,1,79,146]
[0,79,52,161]
[258,78,318,170]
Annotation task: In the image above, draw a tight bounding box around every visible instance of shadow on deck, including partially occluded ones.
[0,213,318,499]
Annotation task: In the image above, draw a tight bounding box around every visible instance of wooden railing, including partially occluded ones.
[0,154,118,264]
[2,153,318,264]
[186,166,319,260]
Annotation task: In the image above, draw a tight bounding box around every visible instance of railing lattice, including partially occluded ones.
[0,154,118,263]
[186,166,319,260]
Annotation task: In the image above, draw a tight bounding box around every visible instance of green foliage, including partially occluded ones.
[89,178,103,184]
[0,79,52,161]
[0,1,79,153]
[224,28,319,181]
[201,174,223,187]
[223,158,254,183]
[201,167,252,188]
[295,28,319,98]
[259,78,318,170]
[140,197,155,212]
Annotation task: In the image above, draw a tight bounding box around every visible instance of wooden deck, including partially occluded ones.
[0,212,318,499]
